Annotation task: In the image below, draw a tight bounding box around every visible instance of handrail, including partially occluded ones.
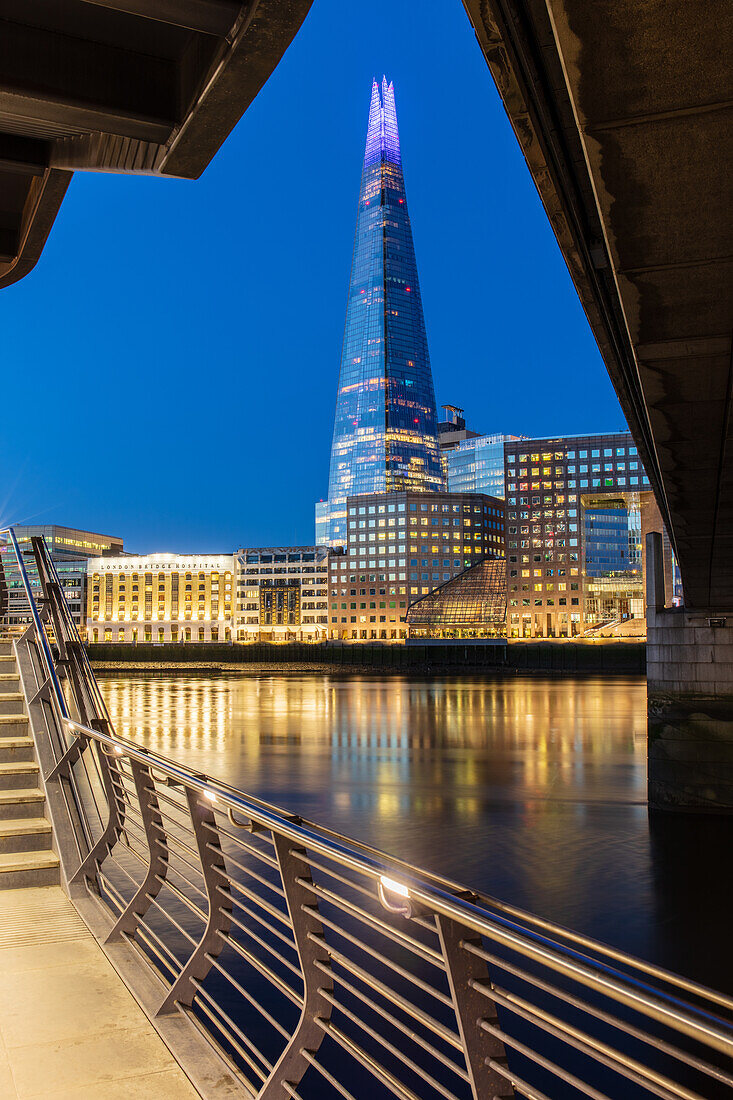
[2,527,69,718]
[3,525,732,1100]
[62,716,732,1055]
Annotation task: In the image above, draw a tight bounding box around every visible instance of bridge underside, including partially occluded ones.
[0,0,312,289]
[465,0,732,610]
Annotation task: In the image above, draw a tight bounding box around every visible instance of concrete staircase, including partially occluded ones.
[0,639,59,887]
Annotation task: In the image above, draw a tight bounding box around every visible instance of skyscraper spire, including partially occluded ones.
[316,78,445,547]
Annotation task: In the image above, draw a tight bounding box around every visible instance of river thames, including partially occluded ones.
[98,670,732,990]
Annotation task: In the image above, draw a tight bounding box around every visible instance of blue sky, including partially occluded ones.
[1,0,625,553]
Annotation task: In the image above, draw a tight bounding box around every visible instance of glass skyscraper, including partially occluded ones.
[316,78,445,547]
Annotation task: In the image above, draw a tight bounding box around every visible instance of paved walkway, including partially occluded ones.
[0,886,201,1099]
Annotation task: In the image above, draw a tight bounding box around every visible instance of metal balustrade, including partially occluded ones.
[1,526,732,1100]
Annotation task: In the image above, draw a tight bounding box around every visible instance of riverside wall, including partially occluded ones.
[86,640,646,674]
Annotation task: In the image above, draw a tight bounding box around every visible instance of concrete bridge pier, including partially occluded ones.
[647,533,733,811]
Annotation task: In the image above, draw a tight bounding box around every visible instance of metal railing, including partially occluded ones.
[2,527,732,1100]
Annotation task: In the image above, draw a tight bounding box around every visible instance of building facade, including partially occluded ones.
[328,490,505,640]
[503,432,653,638]
[1,524,123,632]
[444,433,523,499]
[86,554,234,643]
[316,78,445,548]
[234,547,329,641]
[85,547,331,644]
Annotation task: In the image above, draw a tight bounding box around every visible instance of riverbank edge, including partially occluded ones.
[88,640,646,676]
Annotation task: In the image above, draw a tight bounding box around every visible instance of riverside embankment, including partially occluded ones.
[87,640,646,675]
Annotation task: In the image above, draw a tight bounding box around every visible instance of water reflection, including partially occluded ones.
[99,672,732,987]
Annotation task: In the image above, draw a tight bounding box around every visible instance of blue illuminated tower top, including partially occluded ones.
[316,78,446,547]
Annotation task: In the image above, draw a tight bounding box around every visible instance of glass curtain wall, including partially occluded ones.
[407,556,507,638]
[319,78,445,546]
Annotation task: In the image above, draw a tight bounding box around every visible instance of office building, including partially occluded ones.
[316,78,445,548]
[406,555,507,639]
[85,547,331,644]
[234,547,329,641]
[444,433,524,499]
[1,524,123,632]
[328,490,505,640]
[504,432,653,638]
[87,553,234,643]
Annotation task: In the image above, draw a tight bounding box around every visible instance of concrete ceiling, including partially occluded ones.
[464,0,733,608]
[0,0,312,288]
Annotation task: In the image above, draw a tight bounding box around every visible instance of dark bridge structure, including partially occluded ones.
[463,0,732,613]
[0,0,313,288]
[0,0,731,807]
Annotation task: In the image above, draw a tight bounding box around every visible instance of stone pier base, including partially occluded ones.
[646,534,733,811]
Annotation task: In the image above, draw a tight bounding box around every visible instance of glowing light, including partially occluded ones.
[378,874,412,916]
[203,790,217,804]
[380,875,408,898]
[405,287,411,293]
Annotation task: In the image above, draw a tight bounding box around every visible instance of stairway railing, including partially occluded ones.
[2,526,732,1100]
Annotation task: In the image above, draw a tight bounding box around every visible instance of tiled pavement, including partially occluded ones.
[0,887,200,1099]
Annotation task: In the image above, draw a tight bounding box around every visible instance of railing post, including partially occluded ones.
[69,719,124,886]
[157,789,232,1015]
[435,915,515,1100]
[106,760,169,942]
[258,834,333,1099]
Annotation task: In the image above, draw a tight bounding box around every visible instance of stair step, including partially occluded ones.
[0,693,25,716]
[0,717,29,737]
[0,849,59,888]
[0,790,46,819]
[0,761,39,790]
[0,850,58,871]
[0,817,52,854]
[0,739,35,764]
[0,817,51,836]
[0,714,27,724]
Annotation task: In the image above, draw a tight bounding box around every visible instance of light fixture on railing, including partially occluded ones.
[203,789,218,804]
[378,874,412,918]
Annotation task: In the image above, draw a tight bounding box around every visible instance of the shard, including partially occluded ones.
[316,78,445,547]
